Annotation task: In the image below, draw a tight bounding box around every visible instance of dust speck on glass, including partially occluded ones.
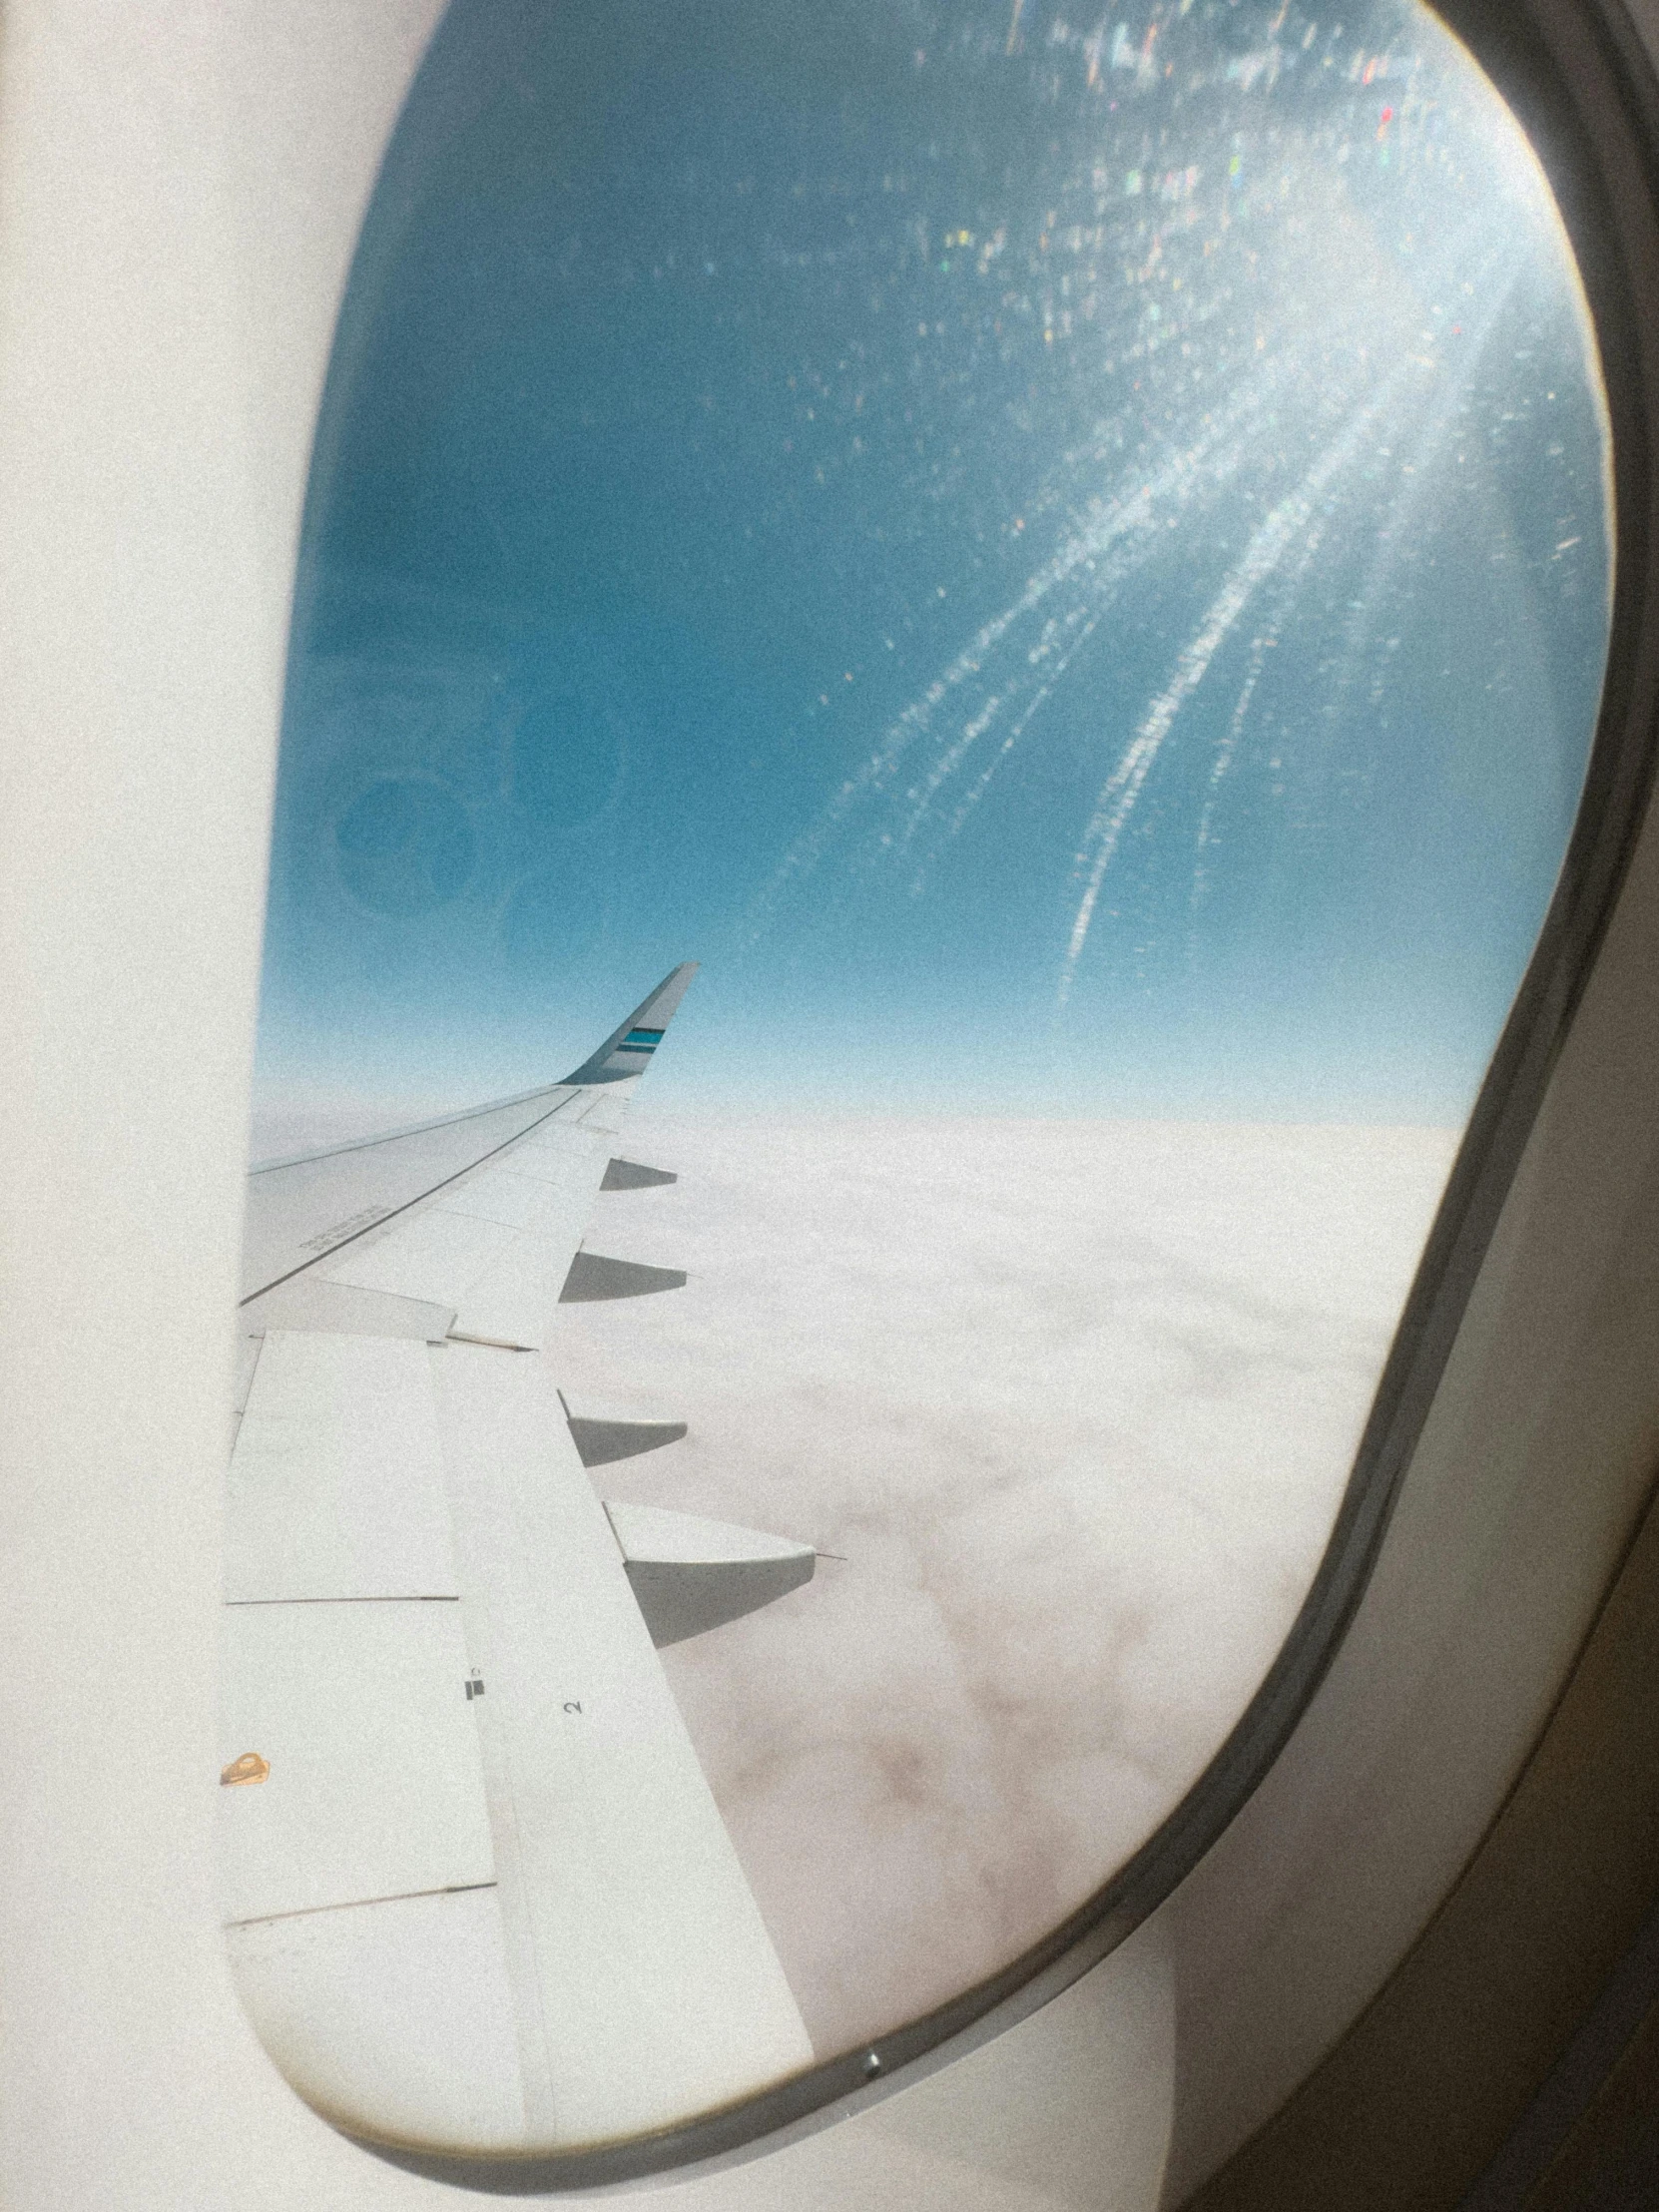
[253,0,1610,2067]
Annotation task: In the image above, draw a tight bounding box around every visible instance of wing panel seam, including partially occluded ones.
[227,1881,499,1930]
[241,1094,594,1305]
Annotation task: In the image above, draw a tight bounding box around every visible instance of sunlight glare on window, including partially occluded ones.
[242,0,1612,2143]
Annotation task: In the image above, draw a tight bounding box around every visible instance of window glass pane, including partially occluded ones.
[246,0,1610,2140]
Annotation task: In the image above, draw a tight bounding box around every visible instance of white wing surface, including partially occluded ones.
[223,968,817,2158]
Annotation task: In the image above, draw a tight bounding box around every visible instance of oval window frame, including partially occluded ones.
[312,0,1659,2188]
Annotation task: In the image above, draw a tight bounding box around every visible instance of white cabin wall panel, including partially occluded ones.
[1154,786,1659,2193]
[641,1923,1176,2212]
[0,5,456,2209]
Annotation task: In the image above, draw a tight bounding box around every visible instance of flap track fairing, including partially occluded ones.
[601,1158,679,1191]
[559,1252,688,1303]
[603,1501,816,1647]
[567,1416,690,1468]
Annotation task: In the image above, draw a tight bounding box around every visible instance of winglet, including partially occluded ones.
[560,962,699,1086]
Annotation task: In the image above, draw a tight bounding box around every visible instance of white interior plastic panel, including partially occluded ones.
[220,1600,494,1925]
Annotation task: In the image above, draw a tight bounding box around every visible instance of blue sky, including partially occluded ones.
[254,0,1611,1127]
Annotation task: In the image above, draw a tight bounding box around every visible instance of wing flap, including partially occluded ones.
[229,1888,529,2154]
[219,1600,495,1926]
[223,967,815,2153]
[226,1332,459,1602]
[489,1121,613,1189]
[439,1163,578,1231]
[434,1342,814,2146]
[221,1335,813,2151]
[241,1280,455,1342]
[314,1204,520,1305]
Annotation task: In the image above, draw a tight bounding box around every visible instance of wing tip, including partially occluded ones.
[560,962,699,1086]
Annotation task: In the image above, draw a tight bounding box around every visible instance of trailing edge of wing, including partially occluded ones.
[222,1336,815,2151]
[560,962,699,1086]
[219,960,823,2157]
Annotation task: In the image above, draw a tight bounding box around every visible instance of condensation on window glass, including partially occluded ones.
[253,0,1609,2099]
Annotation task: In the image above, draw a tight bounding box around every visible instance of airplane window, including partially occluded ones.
[239,0,1611,2172]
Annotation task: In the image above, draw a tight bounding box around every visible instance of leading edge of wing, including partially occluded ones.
[250,964,699,1178]
[241,964,697,1306]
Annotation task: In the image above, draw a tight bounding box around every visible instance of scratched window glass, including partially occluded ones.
[247,0,1609,2120]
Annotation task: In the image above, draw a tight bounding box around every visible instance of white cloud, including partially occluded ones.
[548,1114,1458,2057]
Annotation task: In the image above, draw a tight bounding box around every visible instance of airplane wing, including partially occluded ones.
[221,966,817,2158]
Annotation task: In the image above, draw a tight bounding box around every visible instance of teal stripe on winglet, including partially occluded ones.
[558,961,698,1086]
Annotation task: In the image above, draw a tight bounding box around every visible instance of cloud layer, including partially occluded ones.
[548,1114,1457,2057]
